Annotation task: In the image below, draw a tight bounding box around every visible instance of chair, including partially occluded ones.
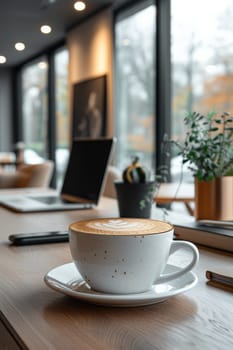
[103,165,122,198]
[0,161,54,189]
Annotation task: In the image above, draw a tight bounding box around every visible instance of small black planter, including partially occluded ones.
[114,181,155,218]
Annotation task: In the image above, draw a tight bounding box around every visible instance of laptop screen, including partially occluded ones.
[61,138,114,204]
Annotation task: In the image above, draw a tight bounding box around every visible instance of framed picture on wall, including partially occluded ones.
[72,75,107,138]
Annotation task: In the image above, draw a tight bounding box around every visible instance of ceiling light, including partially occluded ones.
[40,25,52,34]
[15,42,25,51]
[0,55,7,64]
[74,1,86,11]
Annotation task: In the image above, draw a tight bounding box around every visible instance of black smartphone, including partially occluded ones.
[9,231,69,245]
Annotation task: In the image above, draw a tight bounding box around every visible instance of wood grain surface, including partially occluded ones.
[0,193,233,350]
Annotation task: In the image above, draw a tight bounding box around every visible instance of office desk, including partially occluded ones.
[0,195,232,349]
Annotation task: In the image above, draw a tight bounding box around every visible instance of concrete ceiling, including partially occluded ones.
[0,0,126,67]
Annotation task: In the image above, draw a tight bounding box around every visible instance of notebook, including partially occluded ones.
[0,138,115,213]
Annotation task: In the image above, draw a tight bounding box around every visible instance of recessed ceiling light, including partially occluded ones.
[40,25,52,34]
[0,55,7,64]
[15,42,25,51]
[74,1,86,11]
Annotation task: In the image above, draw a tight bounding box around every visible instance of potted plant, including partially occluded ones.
[169,111,233,220]
[114,156,156,218]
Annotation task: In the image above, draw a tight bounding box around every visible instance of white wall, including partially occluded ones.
[0,68,13,151]
[67,8,114,136]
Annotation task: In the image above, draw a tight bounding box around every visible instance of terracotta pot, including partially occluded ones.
[195,177,233,220]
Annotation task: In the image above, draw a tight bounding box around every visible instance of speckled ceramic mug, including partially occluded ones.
[69,218,199,294]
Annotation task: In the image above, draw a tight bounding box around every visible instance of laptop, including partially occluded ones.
[0,138,115,213]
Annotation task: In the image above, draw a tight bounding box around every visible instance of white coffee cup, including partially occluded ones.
[69,218,199,294]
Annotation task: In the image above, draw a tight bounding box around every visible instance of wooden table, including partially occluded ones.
[0,193,232,349]
[0,161,21,166]
[0,160,23,173]
[156,183,195,215]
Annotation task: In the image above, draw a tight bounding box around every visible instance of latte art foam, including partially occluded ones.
[70,218,173,236]
[89,220,149,231]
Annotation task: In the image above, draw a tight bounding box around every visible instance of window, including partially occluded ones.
[171,0,233,182]
[115,1,156,172]
[20,46,69,187]
[21,57,48,163]
[54,48,70,188]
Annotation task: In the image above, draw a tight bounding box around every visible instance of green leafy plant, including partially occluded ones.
[168,111,233,181]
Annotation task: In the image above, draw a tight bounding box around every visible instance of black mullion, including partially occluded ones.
[12,66,22,143]
[156,0,171,178]
[47,53,56,188]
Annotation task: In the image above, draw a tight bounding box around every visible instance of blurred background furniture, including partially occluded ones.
[103,165,122,198]
[0,161,54,188]
[155,182,195,215]
[0,152,17,172]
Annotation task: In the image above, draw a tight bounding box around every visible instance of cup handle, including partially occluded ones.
[155,241,199,284]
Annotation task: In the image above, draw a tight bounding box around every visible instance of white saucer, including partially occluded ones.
[44,263,198,307]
